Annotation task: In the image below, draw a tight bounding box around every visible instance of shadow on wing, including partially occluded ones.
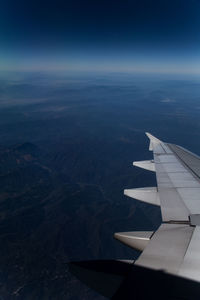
[69,260,200,300]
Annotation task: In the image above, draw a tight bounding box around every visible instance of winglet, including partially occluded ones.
[145,132,162,151]
[145,132,162,144]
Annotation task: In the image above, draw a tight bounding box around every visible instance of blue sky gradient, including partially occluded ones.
[1,0,200,73]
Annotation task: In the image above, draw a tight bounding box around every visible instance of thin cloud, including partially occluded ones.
[161,98,175,103]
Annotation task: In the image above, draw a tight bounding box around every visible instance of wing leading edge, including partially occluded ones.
[115,133,200,283]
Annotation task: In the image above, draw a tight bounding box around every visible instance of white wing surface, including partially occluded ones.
[115,133,200,282]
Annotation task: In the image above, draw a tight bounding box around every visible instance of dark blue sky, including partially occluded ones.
[1,0,200,73]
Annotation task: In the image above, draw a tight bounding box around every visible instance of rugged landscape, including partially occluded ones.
[0,71,199,298]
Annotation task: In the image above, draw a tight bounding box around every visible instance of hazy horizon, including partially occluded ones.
[1,0,200,74]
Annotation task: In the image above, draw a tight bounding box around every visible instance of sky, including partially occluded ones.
[1,0,200,73]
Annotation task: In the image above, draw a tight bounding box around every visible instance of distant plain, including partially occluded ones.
[0,71,200,299]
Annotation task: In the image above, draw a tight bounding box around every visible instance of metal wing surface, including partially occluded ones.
[116,133,200,283]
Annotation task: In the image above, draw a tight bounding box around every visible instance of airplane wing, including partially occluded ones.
[115,133,200,283]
